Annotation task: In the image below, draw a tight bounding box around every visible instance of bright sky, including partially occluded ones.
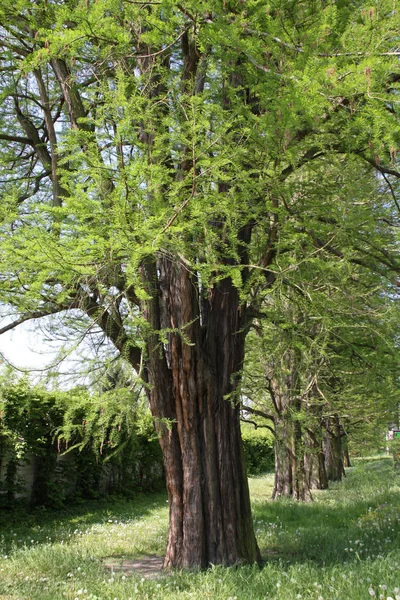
[0,311,112,386]
[0,319,60,371]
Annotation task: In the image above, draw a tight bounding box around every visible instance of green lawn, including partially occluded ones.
[0,456,399,600]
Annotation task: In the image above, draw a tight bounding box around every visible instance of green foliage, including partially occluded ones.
[0,374,66,507]
[242,212,400,460]
[0,376,64,457]
[389,437,400,467]
[348,424,388,457]
[241,426,274,475]
[0,0,398,356]
[0,374,163,507]
[60,389,164,497]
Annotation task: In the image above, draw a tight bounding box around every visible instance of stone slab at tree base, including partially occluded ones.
[103,555,164,579]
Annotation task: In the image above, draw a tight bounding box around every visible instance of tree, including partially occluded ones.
[242,236,400,498]
[0,0,399,567]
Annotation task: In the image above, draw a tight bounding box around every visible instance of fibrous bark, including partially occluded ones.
[324,415,345,482]
[304,429,329,491]
[273,412,312,502]
[143,257,260,568]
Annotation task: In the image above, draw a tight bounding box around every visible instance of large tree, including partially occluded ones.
[0,0,399,567]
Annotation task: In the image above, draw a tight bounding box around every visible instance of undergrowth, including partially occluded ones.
[0,456,399,599]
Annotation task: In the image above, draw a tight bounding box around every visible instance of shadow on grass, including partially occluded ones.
[1,457,399,572]
[0,490,168,554]
[253,457,400,567]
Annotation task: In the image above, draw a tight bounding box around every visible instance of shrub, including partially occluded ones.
[0,376,164,508]
[390,436,400,469]
[241,426,274,475]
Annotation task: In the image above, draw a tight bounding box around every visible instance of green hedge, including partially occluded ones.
[1,377,277,509]
[0,377,164,508]
[241,426,274,475]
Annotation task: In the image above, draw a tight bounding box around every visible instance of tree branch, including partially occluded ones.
[359,154,400,179]
[242,404,275,423]
[240,418,276,436]
[0,133,33,145]
[381,172,400,214]
[34,68,66,207]
[14,98,52,170]
[17,170,51,203]
[79,292,142,371]
[0,305,72,335]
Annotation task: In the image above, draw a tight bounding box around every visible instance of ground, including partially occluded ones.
[0,456,399,599]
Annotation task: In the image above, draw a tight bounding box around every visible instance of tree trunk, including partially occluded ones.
[343,447,351,468]
[304,429,328,490]
[141,257,260,569]
[324,416,345,482]
[273,415,312,501]
[342,433,351,468]
[316,447,329,489]
[272,417,293,499]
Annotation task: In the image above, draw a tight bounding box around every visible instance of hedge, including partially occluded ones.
[241,426,274,475]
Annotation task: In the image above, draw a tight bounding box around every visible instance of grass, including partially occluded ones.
[0,456,399,600]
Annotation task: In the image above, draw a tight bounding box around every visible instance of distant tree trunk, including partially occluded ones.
[141,258,261,569]
[343,447,351,467]
[342,433,351,467]
[273,416,293,499]
[316,447,329,489]
[304,428,329,490]
[324,415,345,481]
[273,413,312,501]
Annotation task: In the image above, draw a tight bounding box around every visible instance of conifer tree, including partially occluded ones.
[0,0,399,567]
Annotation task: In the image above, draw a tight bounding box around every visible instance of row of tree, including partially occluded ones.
[241,252,399,500]
[0,0,399,568]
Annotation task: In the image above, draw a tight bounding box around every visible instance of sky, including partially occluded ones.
[0,319,60,372]
[0,312,112,386]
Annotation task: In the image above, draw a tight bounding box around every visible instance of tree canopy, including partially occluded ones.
[0,0,399,347]
[0,0,399,568]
